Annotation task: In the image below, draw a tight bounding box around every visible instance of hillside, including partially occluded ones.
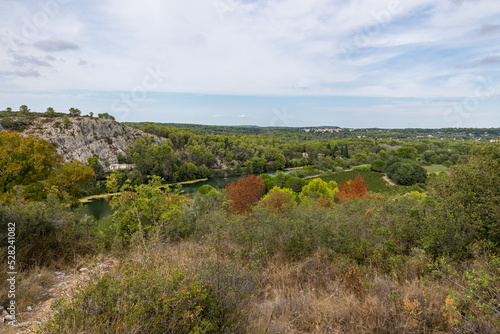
[2,116,163,168]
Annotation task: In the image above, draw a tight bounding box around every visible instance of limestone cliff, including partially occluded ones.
[20,117,163,168]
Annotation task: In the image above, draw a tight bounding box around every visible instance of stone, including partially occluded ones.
[21,117,163,169]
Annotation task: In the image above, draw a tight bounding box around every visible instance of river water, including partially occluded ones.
[82,169,299,220]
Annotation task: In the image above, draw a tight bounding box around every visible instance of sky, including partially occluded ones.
[0,0,499,128]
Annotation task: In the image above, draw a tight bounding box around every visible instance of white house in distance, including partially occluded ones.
[109,164,134,171]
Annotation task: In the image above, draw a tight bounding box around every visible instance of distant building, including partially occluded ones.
[109,164,134,171]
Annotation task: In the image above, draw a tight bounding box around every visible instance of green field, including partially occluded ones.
[317,171,421,195]
[424,165,448,174]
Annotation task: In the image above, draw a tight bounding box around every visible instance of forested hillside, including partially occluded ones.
[1,112,499,333]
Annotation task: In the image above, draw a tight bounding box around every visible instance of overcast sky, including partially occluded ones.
[1,0,499,128]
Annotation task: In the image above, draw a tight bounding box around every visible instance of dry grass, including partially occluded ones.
[244,250,457,334]
[18,239,498,334]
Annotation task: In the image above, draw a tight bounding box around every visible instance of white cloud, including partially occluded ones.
[0,0,499,100]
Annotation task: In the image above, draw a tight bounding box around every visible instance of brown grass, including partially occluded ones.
[10,239,498,334]
[244,250,455,334]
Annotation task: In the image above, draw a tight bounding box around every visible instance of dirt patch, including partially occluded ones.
[1,257,117,333]
[382,175,396,186]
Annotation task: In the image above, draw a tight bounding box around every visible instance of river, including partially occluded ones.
[82,168,300,220]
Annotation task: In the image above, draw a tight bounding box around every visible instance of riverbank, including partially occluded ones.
[79,178,209,203]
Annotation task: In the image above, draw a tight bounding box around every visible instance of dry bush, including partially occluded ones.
[243,250,465,334]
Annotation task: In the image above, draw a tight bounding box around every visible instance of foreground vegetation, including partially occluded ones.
[1,141,499,333]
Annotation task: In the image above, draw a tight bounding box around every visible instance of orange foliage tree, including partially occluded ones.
[225,175,264,214]
[335,174,368,201]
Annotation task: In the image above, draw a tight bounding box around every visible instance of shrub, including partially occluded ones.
[110,176,189,242]
[386,159,427,186]
[261,186,297,213]
[352,164,371,172]
[0,195,96,270]
[426,144,500,258]
[371,159,387,172]
[299,178,338,204]
[41,257,254,333]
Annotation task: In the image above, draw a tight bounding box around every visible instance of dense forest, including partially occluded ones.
[0,109,499,333]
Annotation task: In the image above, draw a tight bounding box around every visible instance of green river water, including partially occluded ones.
[82,169,298,220]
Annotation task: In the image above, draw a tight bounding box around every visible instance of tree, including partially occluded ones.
[396,146,418,160]
[110,176,187,241]
[299,178,338,204]
[0,117,13,129]
[371,159,386,172]
[178,162,197,181]
[386,159,427,186]
[352,153,367,165]
[69,107,81,116]
[45,107,57,117]
[0,131,60,194]
[63,114,72,128]
[87,156,105,180]
[273,153,286,170]
[225,175,264,214]
[429,144,500,256]
[98,113,115,121]
[47,161,95,198]
[89,112,94,119]
[6,107,12,112]
[19,105,30,115]
[335,175,368,201]
[261,186,297,213]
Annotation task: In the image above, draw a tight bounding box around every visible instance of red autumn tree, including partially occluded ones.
[335,174,368,201]
[225,175,265,214]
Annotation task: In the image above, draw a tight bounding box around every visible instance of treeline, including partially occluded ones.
[103,123,475,190]
[125,121,500,140]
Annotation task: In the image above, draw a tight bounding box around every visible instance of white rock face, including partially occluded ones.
[21,117,163,168]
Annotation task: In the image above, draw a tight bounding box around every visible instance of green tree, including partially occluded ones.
[87,156,106,180]
[386,160,427,186]
[45,107,57,117]
[178,162,197,181]
[98,113,115,121]
[0,131,60,195]
[19,105,30,115]
[396,146,418,160]
[69,107,81,116]
[371,159,386,172]
[47,161,95,199]
[429,144,500,256]
[110,176,188,241]
[0,117,13,129]
[63,114,72,128]
[299,178,338,203]
[273,153,286,170]
[352,153,367,165]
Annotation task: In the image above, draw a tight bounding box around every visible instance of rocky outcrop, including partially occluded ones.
[21,117,163,168]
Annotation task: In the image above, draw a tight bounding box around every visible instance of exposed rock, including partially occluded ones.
[20,116,163,169]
